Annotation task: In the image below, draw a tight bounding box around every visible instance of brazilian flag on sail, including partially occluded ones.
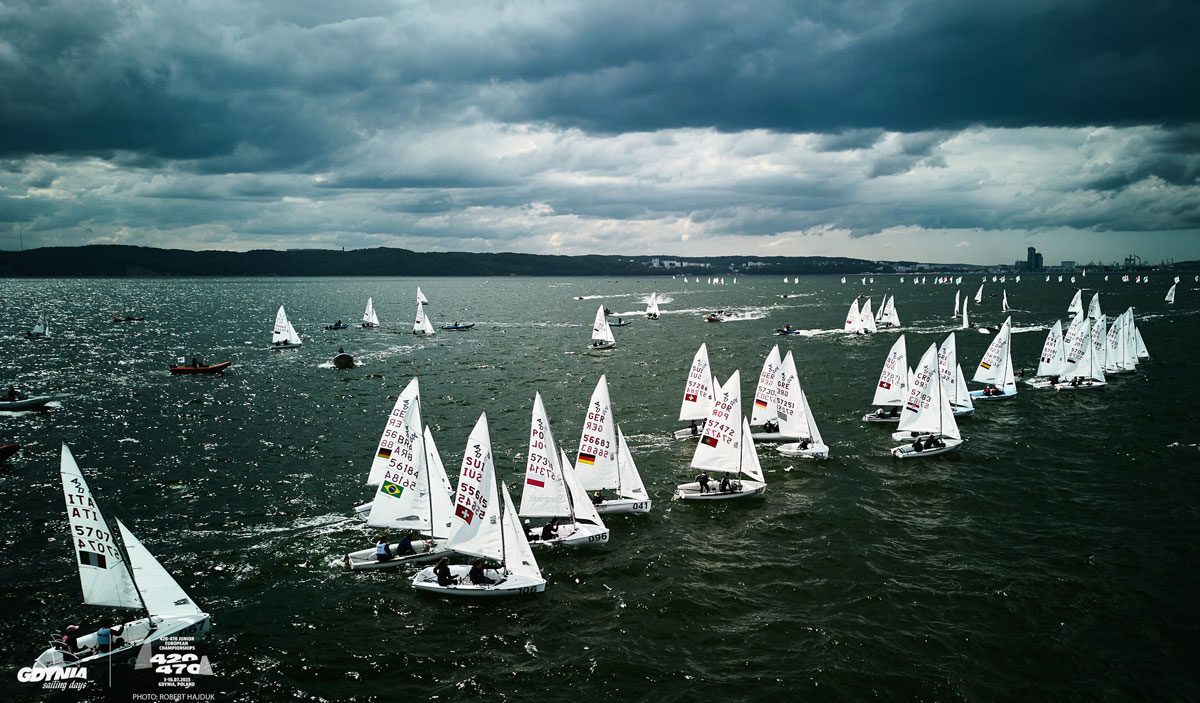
[381,481,405,498]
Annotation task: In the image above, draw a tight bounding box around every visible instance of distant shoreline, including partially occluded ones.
[2,244,1192,278]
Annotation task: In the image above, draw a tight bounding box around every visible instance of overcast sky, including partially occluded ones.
[2,0,1199,264]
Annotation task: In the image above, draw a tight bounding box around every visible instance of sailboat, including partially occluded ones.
[1028,320,1066,388]
[970,317,1017,399]
[574,376,651,514]
[890,345,964,458]
[937,333,975,415]
[749,346,788,441]
[645,292,661,320]
[33,445,211,669]
[953,291,961,318]
[1133,314,1149,360]
[411,414,546,596]
[961,297,970,330]
[1001,290,1013,313]
[588,305,616,350]
[1067,289,1083,317]
[974,284,984,304]
[674,343,716,439]
[344,381,455,570]
[1103,314,1130,374]
[26,308,51,339]
[775,369,829,459]
[863,335,908,422]
[844,299,862,334]
[879,295,901,328]
[412,301,436,335]
[858,298,877,334]
[1054,318,1106,390]
[270,305,302,349]
[1087,292,1102,320]
[1165,284,1176,304]
[522,393,610,545]
[416,287,430,305]
[673,371,767,500]
[361,297,379,328]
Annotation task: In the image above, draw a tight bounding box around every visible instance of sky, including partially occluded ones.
[2,0,1199,265]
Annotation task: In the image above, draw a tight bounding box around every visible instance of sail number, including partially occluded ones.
[150,653,201,675]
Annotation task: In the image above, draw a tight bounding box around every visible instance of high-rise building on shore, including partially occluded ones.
[1025,246,1043,272]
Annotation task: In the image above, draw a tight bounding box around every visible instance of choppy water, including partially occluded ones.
[1,275,1197,702]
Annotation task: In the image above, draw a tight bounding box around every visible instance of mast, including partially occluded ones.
[417,394,435,536]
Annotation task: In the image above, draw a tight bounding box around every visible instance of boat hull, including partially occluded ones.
[587,341,616,350]
[862,411,901,423]
[33,614,211,669]
[969,389,1017,400]
[0,396,54,411]
[749,431,801,442]
[673,480,766,500]
[411,566,546,597]
[440,324,475,331]
[0,443,18,462]
[776,442,829,459]
[672,424,705,440]
[332,354,355,369]
[269,343,302,350]
[169,362,231,375]
[344,540,449,571]
[891,437,964,459]
[527,522,609,548]
[594,497,652,514]
[1053,380,1108,391]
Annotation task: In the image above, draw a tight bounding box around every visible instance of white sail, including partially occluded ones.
[272,305,301,346]
[413,301,435,335]
[859,298,877,333]
[679,343,715,421]
[974,284,983,303]
[575,375,620,491]
[1165,284,1176,303]
[1060,318,1093,380]
[1067,289,1083,316]
[416,287,429,305]
[30,308,50,337]
[973,317,1014,392]
[737,417,765,482]
[1091,314,1108,373]
[424,426,454,497]
[614,427,648,501]
[1001,290,1011,312]
[362,297,379,326]
[500,482,544,581]
[1134,324,1149,360]
[367,383,453,538]
[591,305,615,345]
[938,333,971,409]
[646,292,661,318]
[1104,314,1125,373]
[953,290,960,317]
[59,445,142,609]
[881,296,901,326]
[366,379,420,486]
[872,335,908,406]
[961,298,969,329]
[750,345,783,425]
[1087,292,1102,320]
[774,352,805,437]
[691,371,743,472]
[520,392,573,518]
[954,364,974,411]
[116,519,204,619]
[844,299,861,333]
[1061,311,1087,360]
[448,414,502,561]
[898,344,960,440]
[1037,320,1066,377]
[796,382,824,446]
[561,451,605,528]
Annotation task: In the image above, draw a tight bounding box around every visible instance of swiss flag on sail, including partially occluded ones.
[455,504,475,524]
[879,381,891,390]
[685,393,698,402]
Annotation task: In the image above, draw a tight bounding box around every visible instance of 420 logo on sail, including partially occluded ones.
[146,652,203,675]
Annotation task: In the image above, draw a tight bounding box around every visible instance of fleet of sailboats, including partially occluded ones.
[674,371,767,500]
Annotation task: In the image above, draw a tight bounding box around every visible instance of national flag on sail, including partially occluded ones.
[701,435,718,447]
[879,381,891,389]
[526,477,545,488]
[578,452,596,466]
[381,481,404,497]
[684,393,698,402]
[376,446,392,460]
[754,398,768,408]
[79,550,108,568]
[455,504,475,524]
[980,362,992,370]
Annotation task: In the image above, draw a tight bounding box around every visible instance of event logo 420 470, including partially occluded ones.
[133,636,215,689]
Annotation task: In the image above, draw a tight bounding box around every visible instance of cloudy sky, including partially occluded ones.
[2,0,1198,264]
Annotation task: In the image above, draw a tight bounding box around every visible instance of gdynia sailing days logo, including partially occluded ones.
[16,665,88,689]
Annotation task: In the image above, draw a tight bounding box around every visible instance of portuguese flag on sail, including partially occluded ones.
[701,435,718,447]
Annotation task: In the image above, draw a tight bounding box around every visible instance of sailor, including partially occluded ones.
[468,560,495,585]
[395,532,415,556]
[59,625,81,652]
[590,491,603,505]
[6,385,20,401]
[798,437,811,450]
[540,518,558,541]
[524,519,537,541]
[764,419,779,433]
[719,473,732,492]
[689,420,699,436]
[192,357,199,367]
[96,625,113,653]
[375,537,393,562]
[696,471,710,493]
[338,347,345,354]
[913,436,925,452]
[434,556,454,586]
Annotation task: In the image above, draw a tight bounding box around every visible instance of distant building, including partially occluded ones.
[1061,260,1076,270]
[1025,246,1044,272]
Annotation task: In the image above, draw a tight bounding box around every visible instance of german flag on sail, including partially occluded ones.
[381,481,404,497]
[376,446,392,460]
[754,398,768,408]
[526,477,545,488]
[701,435,718,447]
[578,452,596,465]
[79,551,107,568]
